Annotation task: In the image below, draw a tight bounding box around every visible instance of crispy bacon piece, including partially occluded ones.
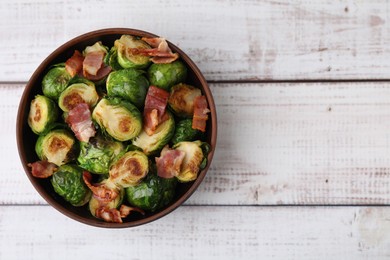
[143,86,170,135]
[84,65,112,81]
[65,103,96,142]
[82,171,118,203]
[83,51,105,76]
[28,161,57,178]
[65,50,84,77]
[137,37,179,64]
[192,96,210,132]
[119,205,145,218]
[95,207,123,223]
[155,146,186,179]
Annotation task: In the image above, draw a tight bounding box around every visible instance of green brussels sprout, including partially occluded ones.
[172,119,202,144]
[106,69,149,108]
[108,150,149,188]
[104,47,123,71]
[132,112,175,155]
[83,41,108,56]
[147,60,188,91]
[88,180,125,217]
[92,97,142,141]
[58,81,99,112]
[51,164,92,206]
[28,95,59,135]
[42,64,72,100]
[77,135,125,174]
[125,171,177,212]
[35,129,78,166]
[114,35,151,69]
[172,141,205,182]
[168,83,202,118]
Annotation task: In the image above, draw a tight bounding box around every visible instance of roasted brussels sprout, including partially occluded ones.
[88,180,124,217]
[51,164,92,206]
[28,95,59,135]
[147,60,187,91]
[173,141,205,182]
[171,118,202,144]
[106,69,149,108]
[168,83,201,118]
[115,35,151,69]
[42,64,72,100]
[35,129,78,166]
[77,135,125,174]
[83,41,108,55]
[125,171,177,212]
[104,47,123,71]
[58,81,99,112]
[132,112,175,155]
[92,97,142,141]
[108,150,149,188]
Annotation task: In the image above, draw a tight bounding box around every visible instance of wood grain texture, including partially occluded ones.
[4,81,390,205]
[0,206,389,260]
[1,0,390,81]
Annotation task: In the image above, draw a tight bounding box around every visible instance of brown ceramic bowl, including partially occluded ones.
[16,28,217,228]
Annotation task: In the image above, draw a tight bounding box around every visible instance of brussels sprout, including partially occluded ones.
[83,41,108,55]
[28,95,59,135]
[35,129,78,166]
[51,164,92,206]
[114,35,151,69]
[147,60,187,91]
[108,150,149,188]
[172,118,202,144]
[168,83,202,118]
[42,64,72,100]
[172,141,205,182]
[104,47,123,71]
[125,171,177,212]
[58,81,99,112]
[132,112,175,155]
[77,135,125,174]
[89,180,124,217]
[106,69,149,108]
[92,97,142,141]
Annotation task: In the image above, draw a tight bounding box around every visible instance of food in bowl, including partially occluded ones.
[18,30,216,227]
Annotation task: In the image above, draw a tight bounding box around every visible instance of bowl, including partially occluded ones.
[16,28,217,228]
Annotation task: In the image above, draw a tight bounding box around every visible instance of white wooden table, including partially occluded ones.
[2,1,390,259]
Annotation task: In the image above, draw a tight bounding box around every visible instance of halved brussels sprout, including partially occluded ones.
[58,82,99,112]
[51,164,92,206]
[106,69,149,108]
[114,35,151,69]
[83,41,108,55]
[147,60,188,91]
[172,118,202,144]
[28,95,58,135]
[172,141,205,182]
[77,135,125,174]
[125,171,177,212]
[88,180,125,217]
[108,150,149,188]
[104,47,123,71]
[42,64,72,100]
[92,97,142,141]
[35,129,78,166]
[168,83,201,118]
[132,112,175,155]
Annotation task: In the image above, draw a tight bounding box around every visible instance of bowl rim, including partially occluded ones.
[16,28,217,228]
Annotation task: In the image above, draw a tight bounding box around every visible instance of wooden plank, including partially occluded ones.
[0,205,389,259]
[0,0,390,81]
[4,81,390,205]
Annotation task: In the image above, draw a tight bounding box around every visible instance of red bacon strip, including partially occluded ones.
[65,50,84,77]
[192,96,210,132]
[155,146,186,179]
[65,103,96,142]
[95,207,123,223]
[83,51,105,77]
[84,65,112,81]
[82,171,119,203]
[137,37,179,64]
[143,86,170,135]
[28,161,57,178]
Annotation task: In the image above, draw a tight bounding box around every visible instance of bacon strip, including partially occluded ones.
[84,65,112,81]
[95,207,123,223]
[138,37,179,64]
[83,51,105,76]
[82,171,118,203]
[65,50,84,77]
[28,161,57,178]
[143,86,170,135]
[65,103,96,142]
[192,96,210,132]
[156,146,186,179]
[119,205,145,218]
